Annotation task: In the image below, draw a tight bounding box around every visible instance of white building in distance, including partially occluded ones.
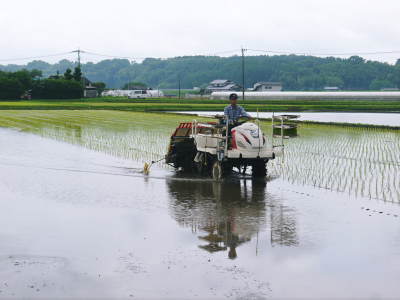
[251,82,282,92]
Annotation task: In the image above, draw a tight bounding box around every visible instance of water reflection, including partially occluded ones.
[167,178,298,259]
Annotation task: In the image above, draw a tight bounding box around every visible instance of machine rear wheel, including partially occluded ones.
[223,163,233,175]
[252,160,267,178]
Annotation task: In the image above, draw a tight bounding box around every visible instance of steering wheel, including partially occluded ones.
[233,116,251,126]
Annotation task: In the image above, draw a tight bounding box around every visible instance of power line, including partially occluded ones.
[1,47,400,64]
[81,50,147,61]
[83,49,241,60]
[0,51,75,63]
[204,49,241,56]
[0,49,242,64]
[247,48,400,56]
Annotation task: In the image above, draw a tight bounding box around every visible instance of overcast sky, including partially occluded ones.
[1,0,400,64]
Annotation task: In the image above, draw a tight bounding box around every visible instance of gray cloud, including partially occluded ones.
[1,0,399,64]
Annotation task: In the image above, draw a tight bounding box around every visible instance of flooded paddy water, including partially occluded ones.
[0,110,399,298]
[178,111,400,127]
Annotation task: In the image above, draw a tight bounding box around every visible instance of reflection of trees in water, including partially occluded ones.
[167,178,298,259]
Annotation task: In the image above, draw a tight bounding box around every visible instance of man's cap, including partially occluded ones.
[229,93,238,100]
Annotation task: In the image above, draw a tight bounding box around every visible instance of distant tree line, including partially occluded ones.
[1,55,400,90]
[0,67,86,100]
[121,81,147,90]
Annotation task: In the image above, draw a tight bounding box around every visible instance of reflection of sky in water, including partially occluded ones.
[0,128,400,298]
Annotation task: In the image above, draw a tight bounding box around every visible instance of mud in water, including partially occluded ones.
[0,112,400,299]
[0,113,400,298]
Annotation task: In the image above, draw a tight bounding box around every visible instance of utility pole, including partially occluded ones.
[72,49,84,96]
[178,75,181,100]
[128,70,131,91]
[241,47,246,101]
[72,49,81,68]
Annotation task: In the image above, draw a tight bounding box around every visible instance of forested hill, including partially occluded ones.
[1,55,400,90]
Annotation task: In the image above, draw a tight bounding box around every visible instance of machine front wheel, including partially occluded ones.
[252,160,267,178]
[212,161,224,181]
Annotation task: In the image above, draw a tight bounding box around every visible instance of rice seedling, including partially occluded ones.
[0,98,400,112]
[0,110,399,202]
[264,123,400,202]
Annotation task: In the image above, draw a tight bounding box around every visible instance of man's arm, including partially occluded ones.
[239,106,252,119]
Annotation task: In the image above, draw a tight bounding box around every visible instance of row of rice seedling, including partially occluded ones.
[0,110,398,202]
[1,98,400,112]
[265,124,400,202]
[0,110,189,165]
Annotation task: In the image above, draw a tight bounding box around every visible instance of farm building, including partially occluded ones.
[83,86,98,98]
[83,77,99,98]
[251,82,282,91]
[101,89,164,98]
[205,79,241,94]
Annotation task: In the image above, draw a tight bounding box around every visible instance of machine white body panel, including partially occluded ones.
[194,134,219,154]
[193,122,274,159]
[228,122,274,158]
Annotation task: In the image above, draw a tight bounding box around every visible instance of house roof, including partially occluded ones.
[254,82,282,86]
[206,83,240,90]
[210,79,231,85]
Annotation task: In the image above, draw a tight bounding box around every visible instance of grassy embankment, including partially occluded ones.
[0,97,399,112]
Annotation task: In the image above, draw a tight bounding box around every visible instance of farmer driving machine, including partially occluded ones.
[165,115,278,180]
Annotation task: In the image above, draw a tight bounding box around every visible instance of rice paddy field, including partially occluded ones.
[0,97,400,112]
[1,110,400,298]
[0,110,398,203]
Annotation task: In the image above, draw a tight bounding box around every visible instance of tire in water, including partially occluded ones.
[252,160,267,177]
[212,161,224,181]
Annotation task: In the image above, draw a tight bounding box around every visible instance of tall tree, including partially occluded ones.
[64,68,73,80]
[73,66,82,82]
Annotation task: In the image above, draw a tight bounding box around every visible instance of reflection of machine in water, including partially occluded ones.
[167,178,298,259]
